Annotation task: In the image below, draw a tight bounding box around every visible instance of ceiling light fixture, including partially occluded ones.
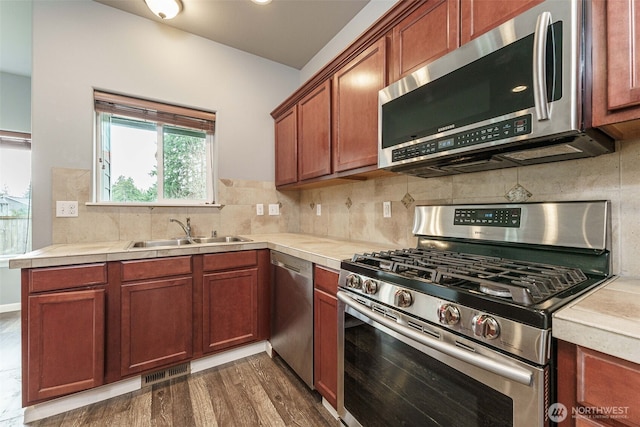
[251,0,272,5]
[144,0,182,19]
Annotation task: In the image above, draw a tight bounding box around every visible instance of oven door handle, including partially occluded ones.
[338,291,534,386]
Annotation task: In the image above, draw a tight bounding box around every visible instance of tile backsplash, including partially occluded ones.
[51,170,300,244]
[52,138,640,276]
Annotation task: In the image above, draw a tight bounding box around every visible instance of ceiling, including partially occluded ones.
[94,0,370,70]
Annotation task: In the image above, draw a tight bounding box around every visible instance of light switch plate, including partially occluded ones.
[56,201,78,217]
[268,204,279,215]
[256,204,264,216]
[383,201,391,218]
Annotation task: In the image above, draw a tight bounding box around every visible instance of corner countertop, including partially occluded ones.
[9,233,640,364]
[7,233,400,271]
[553,276,640,365]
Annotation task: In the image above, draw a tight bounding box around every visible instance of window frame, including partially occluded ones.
[92,91,219,207]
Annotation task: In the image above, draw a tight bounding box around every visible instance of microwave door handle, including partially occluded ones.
[533,11,552,121]
[338,291,534,386]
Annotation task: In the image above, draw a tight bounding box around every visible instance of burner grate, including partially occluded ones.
[351,248,588,305]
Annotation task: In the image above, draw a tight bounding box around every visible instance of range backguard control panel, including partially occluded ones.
[454,208,522,227]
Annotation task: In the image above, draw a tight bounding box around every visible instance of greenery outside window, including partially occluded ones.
[93,91,217,205]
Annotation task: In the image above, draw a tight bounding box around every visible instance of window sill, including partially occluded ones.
[86,202,224,208]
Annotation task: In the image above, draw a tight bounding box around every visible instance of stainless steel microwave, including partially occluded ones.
[378,0,614,177]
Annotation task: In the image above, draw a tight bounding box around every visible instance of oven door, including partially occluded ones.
[337,290,549,427]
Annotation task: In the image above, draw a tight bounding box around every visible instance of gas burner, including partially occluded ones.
[479,284,513,298]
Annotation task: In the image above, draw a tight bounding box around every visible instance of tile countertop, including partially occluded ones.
[9,233,640,364]
[7,233,400,271]
[553,276,640,365]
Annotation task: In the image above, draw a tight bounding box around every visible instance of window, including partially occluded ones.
[0,131,32,256]
[94,91,217,205]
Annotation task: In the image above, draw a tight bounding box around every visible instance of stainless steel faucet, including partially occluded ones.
[170,217,192,240]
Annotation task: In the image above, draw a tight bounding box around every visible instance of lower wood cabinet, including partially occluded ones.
[26,288,105,404]
[203,268,258,353]
[557,340,640,427]
[120,276,193,376]
[313,266,339,409]
[21,250,270,405]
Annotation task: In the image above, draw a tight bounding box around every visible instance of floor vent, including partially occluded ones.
[142,362,191,387]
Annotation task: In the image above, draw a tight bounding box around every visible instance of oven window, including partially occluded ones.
[344,313,513,426]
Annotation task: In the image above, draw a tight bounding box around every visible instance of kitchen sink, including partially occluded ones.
[128,235,251,249]
[191,236,252,244]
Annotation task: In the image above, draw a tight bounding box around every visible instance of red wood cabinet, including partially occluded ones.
[390,0,460,82]
[26,289,105,404]
[592,0,640,140]
[120,257,193,376]
[200,250,269,354]
[298,80,332,180]
[333,38,387,173]
[557,340,640,427]
[313,266,339,409]
[274,106,297,186]
[460,0,543,44]
[203,268,258,353]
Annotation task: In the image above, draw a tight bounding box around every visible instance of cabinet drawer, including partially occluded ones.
[29,263,107,293]
[203,250,257,272]
[314,266,338,295]
[121,256,192,282]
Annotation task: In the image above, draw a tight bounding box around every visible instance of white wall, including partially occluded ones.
[300,0,397,82]
[31,1,299,249]
[0,72,31,133]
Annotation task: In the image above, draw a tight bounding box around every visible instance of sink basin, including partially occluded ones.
[128,235,251,249]
[192,236,252,244]
[129,238,193,248]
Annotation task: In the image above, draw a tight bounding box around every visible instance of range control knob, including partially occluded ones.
[472,314,500,340]
[345,274,362,289]
[394,289,413,308]
[438,304,461,326]
[362,279,378,295]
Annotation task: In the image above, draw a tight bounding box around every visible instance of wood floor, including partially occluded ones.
[0,311,340,427]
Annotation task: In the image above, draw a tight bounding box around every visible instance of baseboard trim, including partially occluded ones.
[0,303,20,313]
[24,342,269,424]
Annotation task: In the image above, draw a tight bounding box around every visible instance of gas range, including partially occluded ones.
[338,201,612,365]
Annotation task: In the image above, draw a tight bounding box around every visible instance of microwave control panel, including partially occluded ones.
[391,115,532,162]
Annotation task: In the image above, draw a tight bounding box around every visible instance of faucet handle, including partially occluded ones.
[211,230,217,237]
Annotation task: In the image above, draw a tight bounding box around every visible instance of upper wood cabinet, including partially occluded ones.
[592,0,640,140]
[274,106,297,186]
[460,0,543,44]
[333,38,387,173]
[390,0,460,82]
[298,80,332,180]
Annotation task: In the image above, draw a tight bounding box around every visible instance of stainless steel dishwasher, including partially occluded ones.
[270,251,314,389]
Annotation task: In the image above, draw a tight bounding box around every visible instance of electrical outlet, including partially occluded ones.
[256,204,264,216]
[268,204,280,215]
[56,201,79,217]
[383,201,392,218]
[316,204,322,216]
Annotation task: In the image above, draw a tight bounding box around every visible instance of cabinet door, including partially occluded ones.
[298,80,332,180]
[314,288,338,409]
[606,0,640,111]
[274,106,297,186]
[27,289,105,403]
[390,0,459,82]
[202,268,258,353]
[121,277,193,376]
[333,38,387,173]
[460,0,543,44]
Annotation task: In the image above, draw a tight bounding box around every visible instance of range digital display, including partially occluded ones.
[453,208,521,227]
